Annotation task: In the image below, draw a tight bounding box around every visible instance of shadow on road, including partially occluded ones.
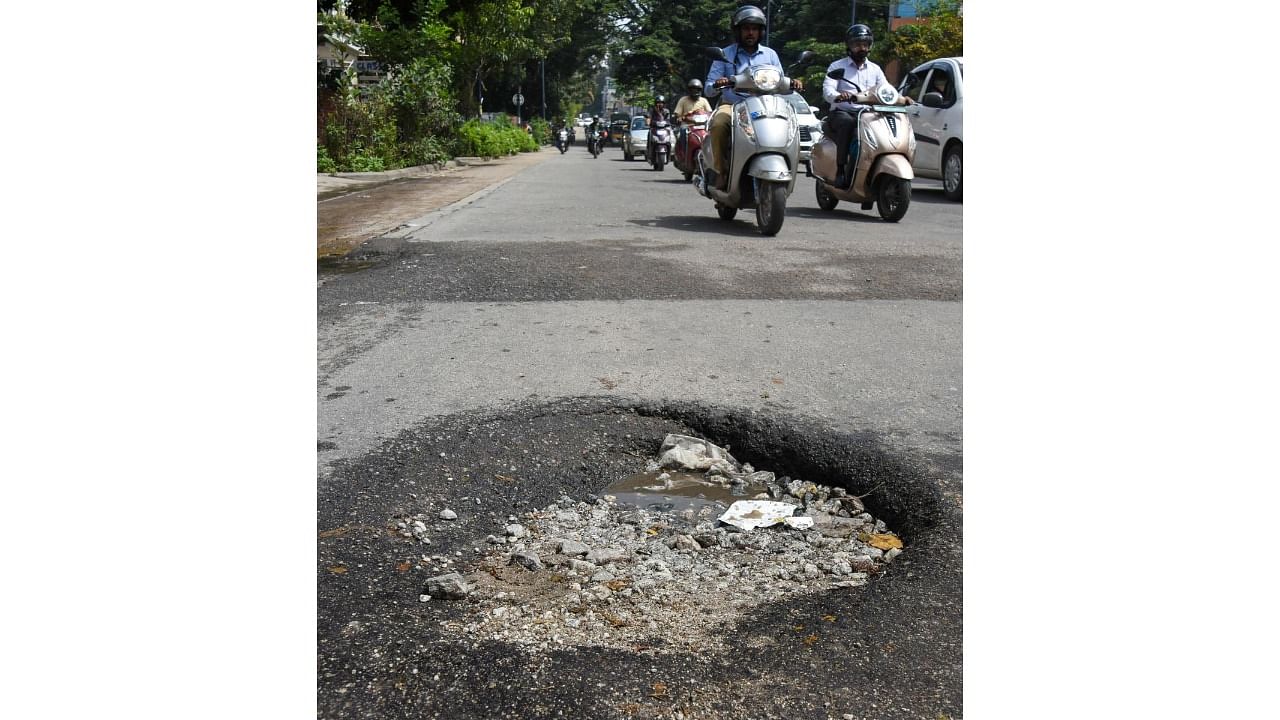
[627,214,765,237]
[787,206,885,223]
[905,187,961,205]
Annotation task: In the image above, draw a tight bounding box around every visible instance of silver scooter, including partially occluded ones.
[694,47,815,236]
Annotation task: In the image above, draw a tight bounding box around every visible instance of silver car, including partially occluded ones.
[620,115,649,161]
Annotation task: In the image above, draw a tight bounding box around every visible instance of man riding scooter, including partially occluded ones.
[706,5,802,191]
[646,96,671,160]
[822,23,913,188]
[673,79,712,168]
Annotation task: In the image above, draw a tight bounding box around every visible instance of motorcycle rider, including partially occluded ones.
[673,79,713,160]
[821,24,912,188]
[705,5,803,191]
[647,95,671,158]
[587,115,604,152]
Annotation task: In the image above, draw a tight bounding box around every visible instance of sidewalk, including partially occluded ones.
[318,150,552,258]
[318,156,506,201]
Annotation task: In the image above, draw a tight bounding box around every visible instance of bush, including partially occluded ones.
[455,118,538,157]
[346,154,386,172]
[317,145,337,173]
[529,117,551,145]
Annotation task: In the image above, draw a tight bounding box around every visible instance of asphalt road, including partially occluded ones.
[317,143,963,719]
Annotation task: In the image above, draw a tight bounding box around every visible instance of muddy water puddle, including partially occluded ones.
[602,469,767,514]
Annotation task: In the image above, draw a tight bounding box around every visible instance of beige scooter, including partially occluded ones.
[809,81,915,222]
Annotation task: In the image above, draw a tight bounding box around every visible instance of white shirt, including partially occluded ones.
[822,56,887,112]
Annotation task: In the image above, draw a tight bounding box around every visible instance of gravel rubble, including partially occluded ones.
[433,466,901,654]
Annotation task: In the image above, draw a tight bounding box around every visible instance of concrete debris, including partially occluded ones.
[439,509,458,521]
[425,572,472,599]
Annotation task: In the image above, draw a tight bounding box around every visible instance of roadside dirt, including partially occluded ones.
[317,151,553,258]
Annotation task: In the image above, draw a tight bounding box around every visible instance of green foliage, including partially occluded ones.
[317,145,337,173]
[455,118,538,157]
[528,117,552,145]
[882,0,964,73]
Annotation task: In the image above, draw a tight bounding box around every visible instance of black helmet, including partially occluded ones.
[846,24,873,44]
[732,5,767,29]
[656,95,666,104]
[686,78,703,90]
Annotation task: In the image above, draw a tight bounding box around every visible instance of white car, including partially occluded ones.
[620,115,649,160]
[784,94,823,169]
[898,56,963,200]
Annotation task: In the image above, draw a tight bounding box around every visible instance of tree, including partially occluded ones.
[880,0,963,74]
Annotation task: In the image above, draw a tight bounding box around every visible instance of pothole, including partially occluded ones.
[399,431,904,655]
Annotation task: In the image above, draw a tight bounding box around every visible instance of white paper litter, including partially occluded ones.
[717,500,815,532]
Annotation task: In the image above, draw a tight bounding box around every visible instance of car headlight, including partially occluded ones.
[875,84,899,105]
[752,68,781,92]
[862,126,879,150]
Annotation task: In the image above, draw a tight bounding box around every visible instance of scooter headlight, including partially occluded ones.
[875,84,899,105]
[752,67,781,92]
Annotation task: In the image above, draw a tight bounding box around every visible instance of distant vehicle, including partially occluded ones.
[898,56,963,200]
[620,115,649,160]
[784,94,823,171]
[609,112,631,145]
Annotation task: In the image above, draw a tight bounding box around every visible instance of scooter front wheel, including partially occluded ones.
[877,177,911,222]
[815,180,839,211]
[716,203,737,221]
[755,181,786,236]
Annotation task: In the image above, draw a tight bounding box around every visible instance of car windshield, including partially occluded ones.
[631,117,647,130]
[784,94,813,113]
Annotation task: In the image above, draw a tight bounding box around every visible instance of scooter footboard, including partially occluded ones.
[870,154,914,181]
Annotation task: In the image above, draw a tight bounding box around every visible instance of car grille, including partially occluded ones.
[799,127,812,142]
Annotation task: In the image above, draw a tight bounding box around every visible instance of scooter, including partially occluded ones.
[809,79,915,222]
[694,47,815,236]
[673,111,710,183]
[649,118,673,171]
[556,128,569,154]
[587,128,603,158]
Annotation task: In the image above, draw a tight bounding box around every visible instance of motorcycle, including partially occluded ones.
[695,47,816,236]
[809,78,914,222]
[649,118,673,171]
[556,128,569,154]
[673,111,711,183]
[587,128,603,158]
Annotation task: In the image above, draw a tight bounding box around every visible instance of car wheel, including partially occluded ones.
[943,144,962,201]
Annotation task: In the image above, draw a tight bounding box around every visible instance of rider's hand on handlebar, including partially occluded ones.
[837,91,854,102]
[714,77,733,88]
[791,78,804,91]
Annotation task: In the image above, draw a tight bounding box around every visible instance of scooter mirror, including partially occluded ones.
[705,46,728,62]
[797,50,816,66]
[826,68,845,80]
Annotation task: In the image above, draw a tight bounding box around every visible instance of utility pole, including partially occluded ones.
[766,0,771,45]
[540,58,546,121]
[851,1,856,24]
